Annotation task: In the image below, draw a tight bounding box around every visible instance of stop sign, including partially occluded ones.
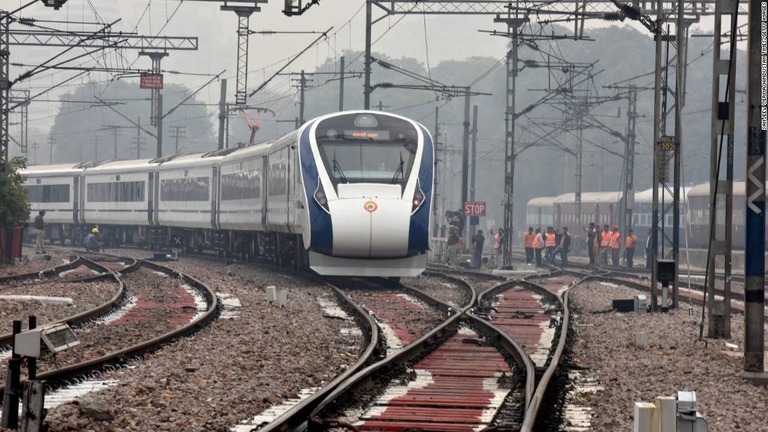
[463,201,486,217]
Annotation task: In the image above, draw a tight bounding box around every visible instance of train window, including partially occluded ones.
[160,177,209,201]
[315,114,418,187]
[23,184,70,203]
[268,160,288,196]
[222,171,261,200]
[87,181,145,202]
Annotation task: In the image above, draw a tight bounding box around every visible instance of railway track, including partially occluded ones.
[0,257,130,349]
[0,255,219,403]
[297,272,567,432]
[0,256,87,285]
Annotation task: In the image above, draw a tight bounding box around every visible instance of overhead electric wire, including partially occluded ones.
[248,27,333,98]
[12,18,121,85]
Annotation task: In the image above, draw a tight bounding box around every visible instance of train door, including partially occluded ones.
[152,171,160,226]
[73,176,80,225]
[261,155,268,228]
[211,165,219,230]
[147,172,154,226]
[286,146,292,231]
[78,174,86,225]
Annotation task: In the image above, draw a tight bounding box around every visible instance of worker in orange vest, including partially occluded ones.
[544,226,557,265]
[532,228,544,267]
[624,228,637,268]
[610,225,622,267]
[599,224,611,265]
[523,227,534,265]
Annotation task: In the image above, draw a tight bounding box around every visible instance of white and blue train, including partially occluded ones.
[21,111,434,277]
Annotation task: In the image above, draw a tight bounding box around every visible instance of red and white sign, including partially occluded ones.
[464,201,486,217]
[140,73,164,89]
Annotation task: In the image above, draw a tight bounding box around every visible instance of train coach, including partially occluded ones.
[526,187,689,250]
[21,110,434,277]
[525,196,557,229]
[686,181,768,250]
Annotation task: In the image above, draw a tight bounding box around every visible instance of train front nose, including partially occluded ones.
[329,185,411,258]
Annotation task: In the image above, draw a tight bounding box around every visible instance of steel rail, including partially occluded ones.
[244,283,380,432]
[517,274,580,431]
[0,259,219,396]
[0,258,134,347]
[252,276,476,432]
[0,256,84,285]
[307,275,477,429]
[474,277,560,427]
[306,274,537,431]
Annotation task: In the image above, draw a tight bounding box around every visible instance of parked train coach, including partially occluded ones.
[20,111,434,277]
[526,187,689,250]
[686,181,768,250]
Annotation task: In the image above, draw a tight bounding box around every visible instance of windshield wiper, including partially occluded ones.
[390,151,405,184]
[332,151,349,183]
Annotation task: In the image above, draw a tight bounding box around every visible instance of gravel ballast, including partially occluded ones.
[569,281,768,431]
[43,256,363,431]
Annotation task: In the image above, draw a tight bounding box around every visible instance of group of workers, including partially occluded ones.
[446,226,505,268]
[31,210,102,254]
[522,223,641,268]
[522,226,572,268]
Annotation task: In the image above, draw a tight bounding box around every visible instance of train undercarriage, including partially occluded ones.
[28,223,308,269]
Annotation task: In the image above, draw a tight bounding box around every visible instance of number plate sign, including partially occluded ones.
[655,136,676,182]
[464,201,487,217]
[140,73,164,89]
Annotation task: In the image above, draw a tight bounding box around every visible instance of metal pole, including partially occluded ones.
[234,10,253,105]
[28,316,36,380]
[672,0,685,309]
[218,79,227,150]
[622,86,637,235]
[339,55,345,111]
[650,1,663,311]
[433,106,440,237]
[576,98,583,235]
[225,103,230,149]
[499,19,525,269]
[363,0,372,110]
[156,94,163,158]
[708,0,736,338]
[136,117,141,158]
[112,127,118,159]
[1,320,22,429]
[470,104,478,238]
[48,136,54,164]
[744,0,765,375]
[299,70,306,125]
[1,14,10,172]
[461,89,471,250]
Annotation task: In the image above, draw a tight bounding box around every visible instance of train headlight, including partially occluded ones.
[313,180,331,213]
[411,179,425,214]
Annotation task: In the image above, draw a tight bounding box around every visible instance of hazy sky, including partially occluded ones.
[10,0,732,144]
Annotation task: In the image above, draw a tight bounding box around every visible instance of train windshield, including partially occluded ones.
[315,114,419,186]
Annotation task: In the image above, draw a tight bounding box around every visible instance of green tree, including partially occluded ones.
[0,157,31,228]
